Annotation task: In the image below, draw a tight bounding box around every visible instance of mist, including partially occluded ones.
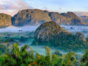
[61,25,88,38]
[0,25,87,57]
[0,25,40,33]
[0,25,88,37]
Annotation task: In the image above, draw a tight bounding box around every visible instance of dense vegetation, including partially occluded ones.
[0,43,87,66]
[0,31,34,43]
[81,48,88,66]
[35,21,63,35]
[33,32,88,52]
[33,21,88,52]
[0,45,7,53]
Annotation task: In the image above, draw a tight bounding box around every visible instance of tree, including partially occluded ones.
[29,47,34,60]
[63,52,76,66]
[20,36,27,42]
[81,48,88,66]
[53,50,62,56]
[1,43,33,66]
[11,43,19,57]
[52,54,58,65]
[35,53,41,60]
[21,45,29,52]
[45,46,51,64]
[80,63,85,66]
[7,44,10,47]
[0,45,7,53]
[45,46,51,57]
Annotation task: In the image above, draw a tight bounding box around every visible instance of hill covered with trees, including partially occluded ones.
[32,21,87,52]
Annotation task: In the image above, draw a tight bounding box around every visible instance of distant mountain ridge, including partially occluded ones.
[12,9,51,26]
[0,13,12,27]
[12,9,86,26]
[0,9,88,27]
[80,16,88,23]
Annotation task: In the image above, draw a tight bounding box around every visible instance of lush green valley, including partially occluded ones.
[1,0,88,65]
[0,21,88,66]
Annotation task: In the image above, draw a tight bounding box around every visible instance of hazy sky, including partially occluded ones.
[0,0,88,16]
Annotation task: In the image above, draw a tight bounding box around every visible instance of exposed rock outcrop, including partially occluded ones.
[12,9,86,26]
[0,13,12,27]
[12,9,51,26]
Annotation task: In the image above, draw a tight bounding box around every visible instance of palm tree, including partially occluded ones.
[81,48,88,66]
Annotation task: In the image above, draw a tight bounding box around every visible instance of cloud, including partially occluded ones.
[16,0,28,10]
[0,5,3,9]
[0,10,18,16]
[6,5,18,9]
[0,0,33,16]
[0,0,33,10]
[75,12,88,16]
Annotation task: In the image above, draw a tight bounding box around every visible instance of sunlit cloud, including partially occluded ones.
[0,5,3,9]
[0,0,33,10]
[75,12,88,16]
[0,0,33,16]
[0,0,88,16]
[0,10,18,16]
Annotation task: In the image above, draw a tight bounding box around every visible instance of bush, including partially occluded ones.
[20,36,27,42]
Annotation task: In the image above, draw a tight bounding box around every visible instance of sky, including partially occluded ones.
[0,0,88,16]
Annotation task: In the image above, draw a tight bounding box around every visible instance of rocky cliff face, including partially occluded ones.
[0,9,88,27]
[48,12,67,24]
[60,12,85,25]
[12,9,86,26]
[0,13,12,27]
[12,9,51,26]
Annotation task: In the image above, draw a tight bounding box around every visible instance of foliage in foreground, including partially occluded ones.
[0,43,87,66]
